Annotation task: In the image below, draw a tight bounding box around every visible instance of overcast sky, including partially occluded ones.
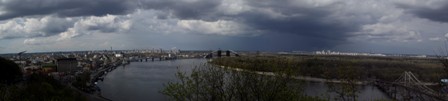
[1,0,448,54]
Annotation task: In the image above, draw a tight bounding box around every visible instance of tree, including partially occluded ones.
[161,64,324,101]
[1,74,87,101]
[434,40,448,78]
[325,63,362,101]
[0,57,22,84]
[73,72,91,90]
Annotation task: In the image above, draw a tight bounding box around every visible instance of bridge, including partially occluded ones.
[205,50,239,58]
[131,56,176,62]
[374,71,448,101]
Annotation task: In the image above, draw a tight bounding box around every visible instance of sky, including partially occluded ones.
[1,0,448,54]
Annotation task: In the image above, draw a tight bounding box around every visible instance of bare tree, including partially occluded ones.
[161,64,323,101]
[325,64,361,101]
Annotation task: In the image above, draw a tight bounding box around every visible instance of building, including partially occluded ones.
[57,58,78,73]
[41,63,57,74]
[115,53,123,58]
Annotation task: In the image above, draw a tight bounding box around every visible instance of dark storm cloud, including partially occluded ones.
[242,7,355,41]
[0,0,134,20]
[0,0,360,49]
[41,18,74,36]
[234,0,359,48]
[398,2,448,23]
[142,0,359,48]
[0,0,221,21]
[138,0,222,21]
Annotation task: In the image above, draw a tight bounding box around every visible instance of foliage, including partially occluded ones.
[210,55,445,100]
[0,57,22,84]
[72,72,91,89]
[211,55,444,82]
[437,56,448,77]
[0,74,86,101]
[325,65,362,101]
[161,64,325,101]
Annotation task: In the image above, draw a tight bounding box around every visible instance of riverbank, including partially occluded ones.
[97,59,203,101]
[208,58,439,86]
[68,58,134,101]
[210,60,368,85]
[216,64,439,86]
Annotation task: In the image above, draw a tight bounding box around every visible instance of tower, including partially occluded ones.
[217,50,222,57]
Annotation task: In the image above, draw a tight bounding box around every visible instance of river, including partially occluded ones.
[97,58,391,101]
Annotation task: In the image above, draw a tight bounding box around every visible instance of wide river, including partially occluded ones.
[97,58,391,101]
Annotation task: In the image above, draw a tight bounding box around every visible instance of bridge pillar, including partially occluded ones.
[217,50,222,57]
[377,71,445,101]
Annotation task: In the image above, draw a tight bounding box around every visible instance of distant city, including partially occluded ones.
[0,49,206,76]
[278,50,433,58]
[0,48,438,78]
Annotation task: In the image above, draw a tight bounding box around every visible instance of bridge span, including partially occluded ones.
[374,71,448,101]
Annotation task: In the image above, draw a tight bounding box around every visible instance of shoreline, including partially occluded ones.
[215,65,369,85]
[209,59,439,86]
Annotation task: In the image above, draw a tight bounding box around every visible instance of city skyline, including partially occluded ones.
[1,0,448,54]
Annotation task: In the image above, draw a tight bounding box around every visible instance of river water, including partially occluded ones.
[97,59,391,101]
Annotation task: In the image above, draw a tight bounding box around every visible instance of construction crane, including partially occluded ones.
[17,50,26,60]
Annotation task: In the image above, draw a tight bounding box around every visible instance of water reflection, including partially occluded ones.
[97,59,203,101]
[303,82,390,100]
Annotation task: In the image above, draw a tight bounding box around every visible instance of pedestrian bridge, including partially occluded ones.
[374,71,448,101]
